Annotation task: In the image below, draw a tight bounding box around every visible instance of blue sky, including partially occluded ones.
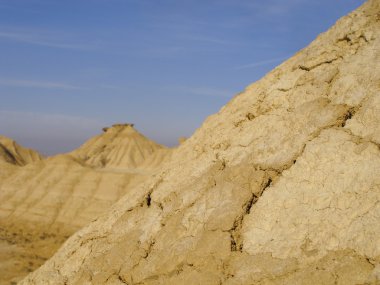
[0,0,365,155]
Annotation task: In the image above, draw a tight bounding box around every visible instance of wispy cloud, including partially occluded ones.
[176,34,236,45]
[0,78,86,90]
[136,45,187,58]
[0,30,96,50]
[219,0,307,16]
[174,86,233,98]
[145,16,242,49]
[235,55,290,70]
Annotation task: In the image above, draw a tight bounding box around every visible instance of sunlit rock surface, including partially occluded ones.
[0,126,170,284]
[17,1,380,284]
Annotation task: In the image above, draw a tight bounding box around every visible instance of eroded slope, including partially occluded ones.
[0,136,42,166]
[0,136,43,181]
[22,1,380,284]
[71,124,170,170]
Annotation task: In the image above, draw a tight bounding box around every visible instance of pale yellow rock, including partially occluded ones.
[0,126,171,284]
[20,1,380,284]
[0,136,42,166]
[71,123,170,170]
[0,160,16,181]
[243,129,380,259]
[178,137,187,145]
[0,135,42,181]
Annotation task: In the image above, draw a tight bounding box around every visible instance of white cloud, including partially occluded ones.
[0,30,95,50]
[0,78,86,90]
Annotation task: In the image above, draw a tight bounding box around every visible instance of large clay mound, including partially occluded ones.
[0,126,171,284]
[21,1,380,284]
[71,124,170,170]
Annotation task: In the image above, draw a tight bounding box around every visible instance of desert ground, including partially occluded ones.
[0,0,379,284]
[0,125,171,284]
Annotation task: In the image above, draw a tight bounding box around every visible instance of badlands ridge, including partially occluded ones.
[0,0,379,284]
[0,125,170,284]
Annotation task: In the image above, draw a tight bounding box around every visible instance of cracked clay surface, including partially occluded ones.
[21,1,380,284]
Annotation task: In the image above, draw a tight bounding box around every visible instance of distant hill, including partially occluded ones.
[0,135,42,166]
[0,136,43,182]
[0,125,172,284]
[71,123,170,170]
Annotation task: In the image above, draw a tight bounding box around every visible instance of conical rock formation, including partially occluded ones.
[22,1,380,284]
[71,124,170,170]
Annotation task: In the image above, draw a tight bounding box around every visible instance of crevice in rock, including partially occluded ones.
[140,176,165,209]
[118,275,129,284]
[246,113,255,121]
[144,240,156,259]
[299,56,341,72]
[146,192,152,207]
[79,235,107,247]
[234,105,272,128]
[365,256,376,267]
[227,97,373,257]
[342,128,380,150]
[288,104,361,169]
[276,87,291,92]
[326,69,340,85]
[337,34,352,44]
[340,107,357,127]
[229,176,273,252]
[227,103,360,254]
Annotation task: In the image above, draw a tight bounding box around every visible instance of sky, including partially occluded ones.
[0,0,366,155]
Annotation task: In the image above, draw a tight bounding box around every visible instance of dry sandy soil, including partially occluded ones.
[1,0,379,284]
[0,125,171,284]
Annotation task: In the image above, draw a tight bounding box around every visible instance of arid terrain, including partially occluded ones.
[0,0,379,284]
[0,125,171,284]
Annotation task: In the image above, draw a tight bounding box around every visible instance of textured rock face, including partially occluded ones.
[22,1,380,284]
[0,136,42,167]
[71,124,170,170]
[0,136,43,181]
[0,126,170,284]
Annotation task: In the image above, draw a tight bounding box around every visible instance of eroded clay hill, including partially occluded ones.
[0,136,42,167]
[21,1,380,284]
[0,125,170,284]
[0,136,43,181]
[71,124,170,171]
